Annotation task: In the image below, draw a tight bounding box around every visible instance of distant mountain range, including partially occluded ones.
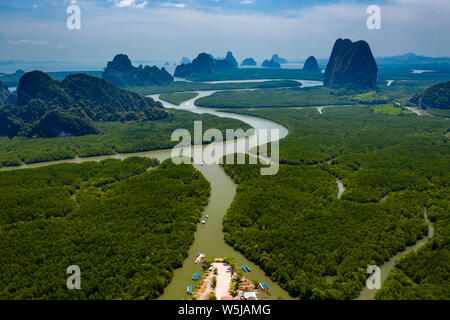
[375,53,450,65]
[1,52,449,77]
[316,53,450,67]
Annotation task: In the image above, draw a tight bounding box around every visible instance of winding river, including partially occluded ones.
[356,209,434,300]
[0,79,434,300]
[0,85,295,299]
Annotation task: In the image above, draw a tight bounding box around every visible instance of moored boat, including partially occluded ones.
[262,282,271,295]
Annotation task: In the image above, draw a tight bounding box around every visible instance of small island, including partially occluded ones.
[102,54,174,87]
[303,56,320,72]
[214,51,238,72]
[262,59,281,68]
[174,53,216,78]
[241,58,257,66]
[174,51,238,77]
[271,54,288,64]
[180,57,192,65]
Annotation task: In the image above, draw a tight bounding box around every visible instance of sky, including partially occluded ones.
[0,0,449,65]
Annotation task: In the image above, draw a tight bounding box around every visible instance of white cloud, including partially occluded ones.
[114,0,147,8]
[114,0,134,7]
[1,0,449,61]
[6,39,50,46]
[240,0,254,4]
[136,1,148,8]
[392,0,450,9]
[160,3,186,8]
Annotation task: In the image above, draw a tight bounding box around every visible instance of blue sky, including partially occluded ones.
[0,0,449,65]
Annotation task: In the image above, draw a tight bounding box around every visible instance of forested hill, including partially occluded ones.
[410,80,450,110]
[0,80,9,107]
[0,71,170,138]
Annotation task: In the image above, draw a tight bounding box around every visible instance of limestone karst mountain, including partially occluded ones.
[241,58,257,66]
[174,53,216,78]
[102,54,174,87]
[303,56,320,72]
[324,38,378,89]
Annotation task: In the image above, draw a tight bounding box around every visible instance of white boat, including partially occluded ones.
[201,220,206,225]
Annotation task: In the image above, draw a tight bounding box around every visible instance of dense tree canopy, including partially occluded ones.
[0,159,210,299]
[376,188,450,300]
[0,110,250,168]
[221,107,449,299]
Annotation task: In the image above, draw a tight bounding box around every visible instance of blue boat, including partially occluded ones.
[262,283,271,295]
[192,273,197,280]
[189,286,192,294]
[245,265,251,272]
[241,266,246,272]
